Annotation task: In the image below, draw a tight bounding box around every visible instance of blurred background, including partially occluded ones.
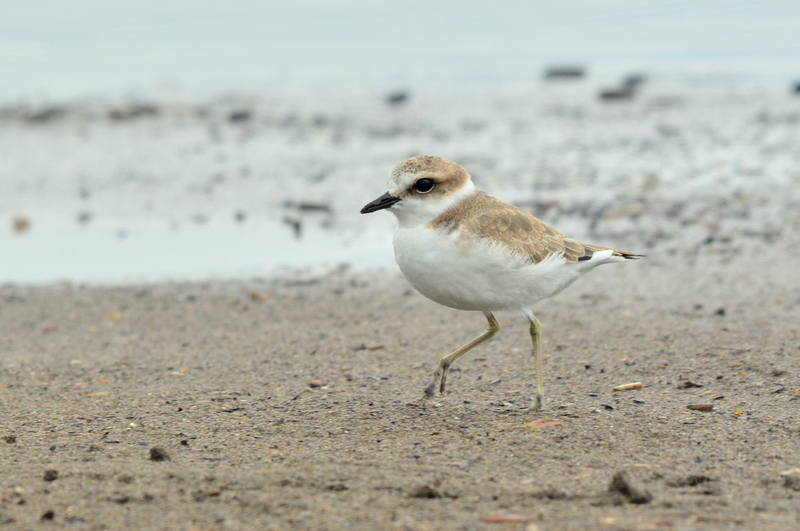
[2,0,799,283]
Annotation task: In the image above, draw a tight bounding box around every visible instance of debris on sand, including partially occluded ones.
[613,382,643,391]
[149,447,170,461]
[780,468,800,491]
[483,514,538,523]
[595,470,653,505]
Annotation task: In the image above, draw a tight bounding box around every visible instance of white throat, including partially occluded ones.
[389,180,476,228]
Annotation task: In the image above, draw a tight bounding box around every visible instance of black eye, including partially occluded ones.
[414,178,435,193]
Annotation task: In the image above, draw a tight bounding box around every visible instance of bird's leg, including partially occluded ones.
[528,316,545,410]
[424,312,500,397]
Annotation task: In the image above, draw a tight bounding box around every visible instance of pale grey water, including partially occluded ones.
[2,1,800,284]
[2,0,799,101]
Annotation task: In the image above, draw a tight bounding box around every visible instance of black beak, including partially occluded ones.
[360,192,401,214]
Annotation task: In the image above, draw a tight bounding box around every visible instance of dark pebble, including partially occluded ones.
[149,446,170,461]
[543,66,585,79]
[386,90,409,105]
[41,510,55,521]
[599,86,636,100]
[43,469,59,481]
[229,110,252,122]
[108,103,158,121]
[606,470,652,504]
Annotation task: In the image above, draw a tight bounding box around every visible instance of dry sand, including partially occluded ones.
[2,250,799,530]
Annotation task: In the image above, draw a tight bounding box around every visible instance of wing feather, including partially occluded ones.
[430,191,616,264]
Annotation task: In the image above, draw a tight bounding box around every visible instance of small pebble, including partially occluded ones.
[686,404,713,412]
[43,469,59,481]
[309,379,324,388]
[4,435,16,443]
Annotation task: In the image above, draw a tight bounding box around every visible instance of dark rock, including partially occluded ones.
[108,103,158,121]
[623,74,646,87]
[543,66,585,79]
[43,469,59,481]
[283,217,302,239]
[229,110,252,122]
[387,90,409,105]
[605,470,652,505]
[24,106,67,123]
[408,484,443,498]
[149,446,170,461]
[3,435,15,443]
[669,474,714,487]
[296,202,332,213]
[41,510,55,521]
[599,85,636,101]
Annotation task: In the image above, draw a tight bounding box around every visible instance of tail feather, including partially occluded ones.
[612,250,645,260]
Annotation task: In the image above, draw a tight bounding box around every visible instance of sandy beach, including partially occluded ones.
[2,244,800,529]
[2,77,800,529]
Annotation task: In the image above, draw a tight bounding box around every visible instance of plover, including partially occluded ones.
[361,156,643,410]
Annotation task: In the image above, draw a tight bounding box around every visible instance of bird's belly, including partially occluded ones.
[393,226,578,312]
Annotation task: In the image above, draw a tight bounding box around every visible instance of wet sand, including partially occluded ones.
[2,249,799,529]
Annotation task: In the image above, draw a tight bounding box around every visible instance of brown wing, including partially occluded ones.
[432,191,611,264]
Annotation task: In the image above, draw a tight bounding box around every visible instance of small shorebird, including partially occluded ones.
[361,156,643,410]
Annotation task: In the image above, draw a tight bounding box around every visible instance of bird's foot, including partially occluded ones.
[528,393,545,411]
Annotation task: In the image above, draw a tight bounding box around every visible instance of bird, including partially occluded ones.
[360,156,643,410]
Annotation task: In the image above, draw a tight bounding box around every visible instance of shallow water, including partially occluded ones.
[2,2,800,284]
[2,0,799,101]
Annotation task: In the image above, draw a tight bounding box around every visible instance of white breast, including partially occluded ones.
[393,225,593,313]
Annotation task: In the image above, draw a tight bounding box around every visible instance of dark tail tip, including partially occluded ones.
[613,250,645,260]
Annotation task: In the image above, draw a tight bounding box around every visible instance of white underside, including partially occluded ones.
[393,224,620,314]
